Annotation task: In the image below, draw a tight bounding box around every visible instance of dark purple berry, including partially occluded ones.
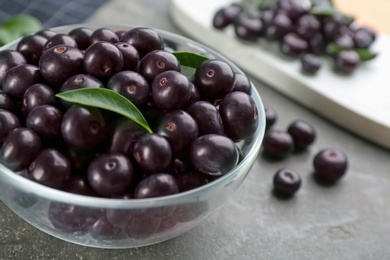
[26,105,63,139]
[62,174,97,196]
[219,91,259,141]
[16,34,47,65]
[21,83,56,116]
[151,70,192,110]
[190,134,239,176]
[39,45,83,86]
[134,173,179,198]
[301,53,321,74]
[287,119,316,150]
[139,50,180,83]
[231,73,252,95]
[0,50,27,88]
[0,109,20,145]
[27,148,71,189]
[68,27,93,50]
[335,50,360,74]
[0,128,41,171]
[280,32,309,56]
[90,28,119,44]
[265,107,277,130]
[133,133,172,174]
[114,42,140,71]
[2,64,42,99]
[0,92,17,111]
[35,29,56,39]
[43,33,78,51]
[83,41,124,79]
[212,4,243,29]
[194,59,235,100]
[155,110,199,154]
[121,27,164,58]
[273,167,301,196]
[88,153,134,197]
[107,70,150,108]
[296,14,320,40]
[262,129,294,159]
[353,29,375,49]
[61,105,106,151]
[233,13,263,41]
[313,148,348,182]
[175,171,209,192]
[186,101,224,136]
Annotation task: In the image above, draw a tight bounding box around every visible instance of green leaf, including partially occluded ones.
[310,5,353,19]
[0,14,42,47]
[173,52,208,81]
[56,88,153,133]
[258,0,278,10]
[173,51,208,68]
[326,43,378,61]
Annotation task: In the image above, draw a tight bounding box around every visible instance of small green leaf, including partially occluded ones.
[326,43,378,61]
[56,88,153,133]
[0,14,42,47]
[173,51,208,68]
[258,0,278,10]
[180,65,197,81]
[310,5,353,20]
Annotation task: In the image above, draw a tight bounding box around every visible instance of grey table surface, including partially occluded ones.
[2,1,390,259]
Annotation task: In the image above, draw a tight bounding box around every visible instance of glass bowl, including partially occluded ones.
[0,24,266,248]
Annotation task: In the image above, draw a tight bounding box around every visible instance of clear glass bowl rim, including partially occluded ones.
[0,23,266,209]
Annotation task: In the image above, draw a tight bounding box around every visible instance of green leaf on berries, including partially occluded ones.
[173,51,208,81]
[310,5,353,20]
[173,51,208,68]
[326,43,378,61]
[0,14,42,47]
[56,88,153,133]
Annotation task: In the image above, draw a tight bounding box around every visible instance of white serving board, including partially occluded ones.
[170,0,390,149]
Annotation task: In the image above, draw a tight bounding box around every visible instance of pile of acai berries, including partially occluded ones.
[0,26,259,199]
[213,0,377,74]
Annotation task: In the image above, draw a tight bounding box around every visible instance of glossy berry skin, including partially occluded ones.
[273,167,301,196]
[88,153,135,197]
[262,129,294,159]
[2,64,42,99]
[213,4,243,29]
[151,70,192,110]
[219,91,259,141]
[121,27,165,58]
[155,110,199,154]
[301,53,321,74]
[132,133,172,174]
[107,70,150,108]
[26,105,63,139]
[83,41,124,80]
[335,50,360,74]
[313,148,348,182]
[0,50,26,87]
[265,107,277,130]
[90,28,119,44]
[280,32,309,56]
[194,59,235,100]
[233,14,263,42]
[89,216,119,239]
[231,73,252,95]
[139,50,180,83]
[0,128,41,171]
[108,117,147,156]
[16,34,47,65]
[278,0,308,22]
[35,29,56,39]
[185,82,201,108]
[186,101,224,136]
[21,83,56,116]
[265,13,293,41]
[353,29,375,49]
[134,173,179,199]
[287,119,316,150]
[0,109,20,145]
[27,148,71,189]
[61,105,106,151]
[190,134,239,176]
[0,92,17,111]
[39,45,84,86]
[43,33,78,51]
[114,42,140,71]
[296,14,320,40]
[68,27,93,50]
